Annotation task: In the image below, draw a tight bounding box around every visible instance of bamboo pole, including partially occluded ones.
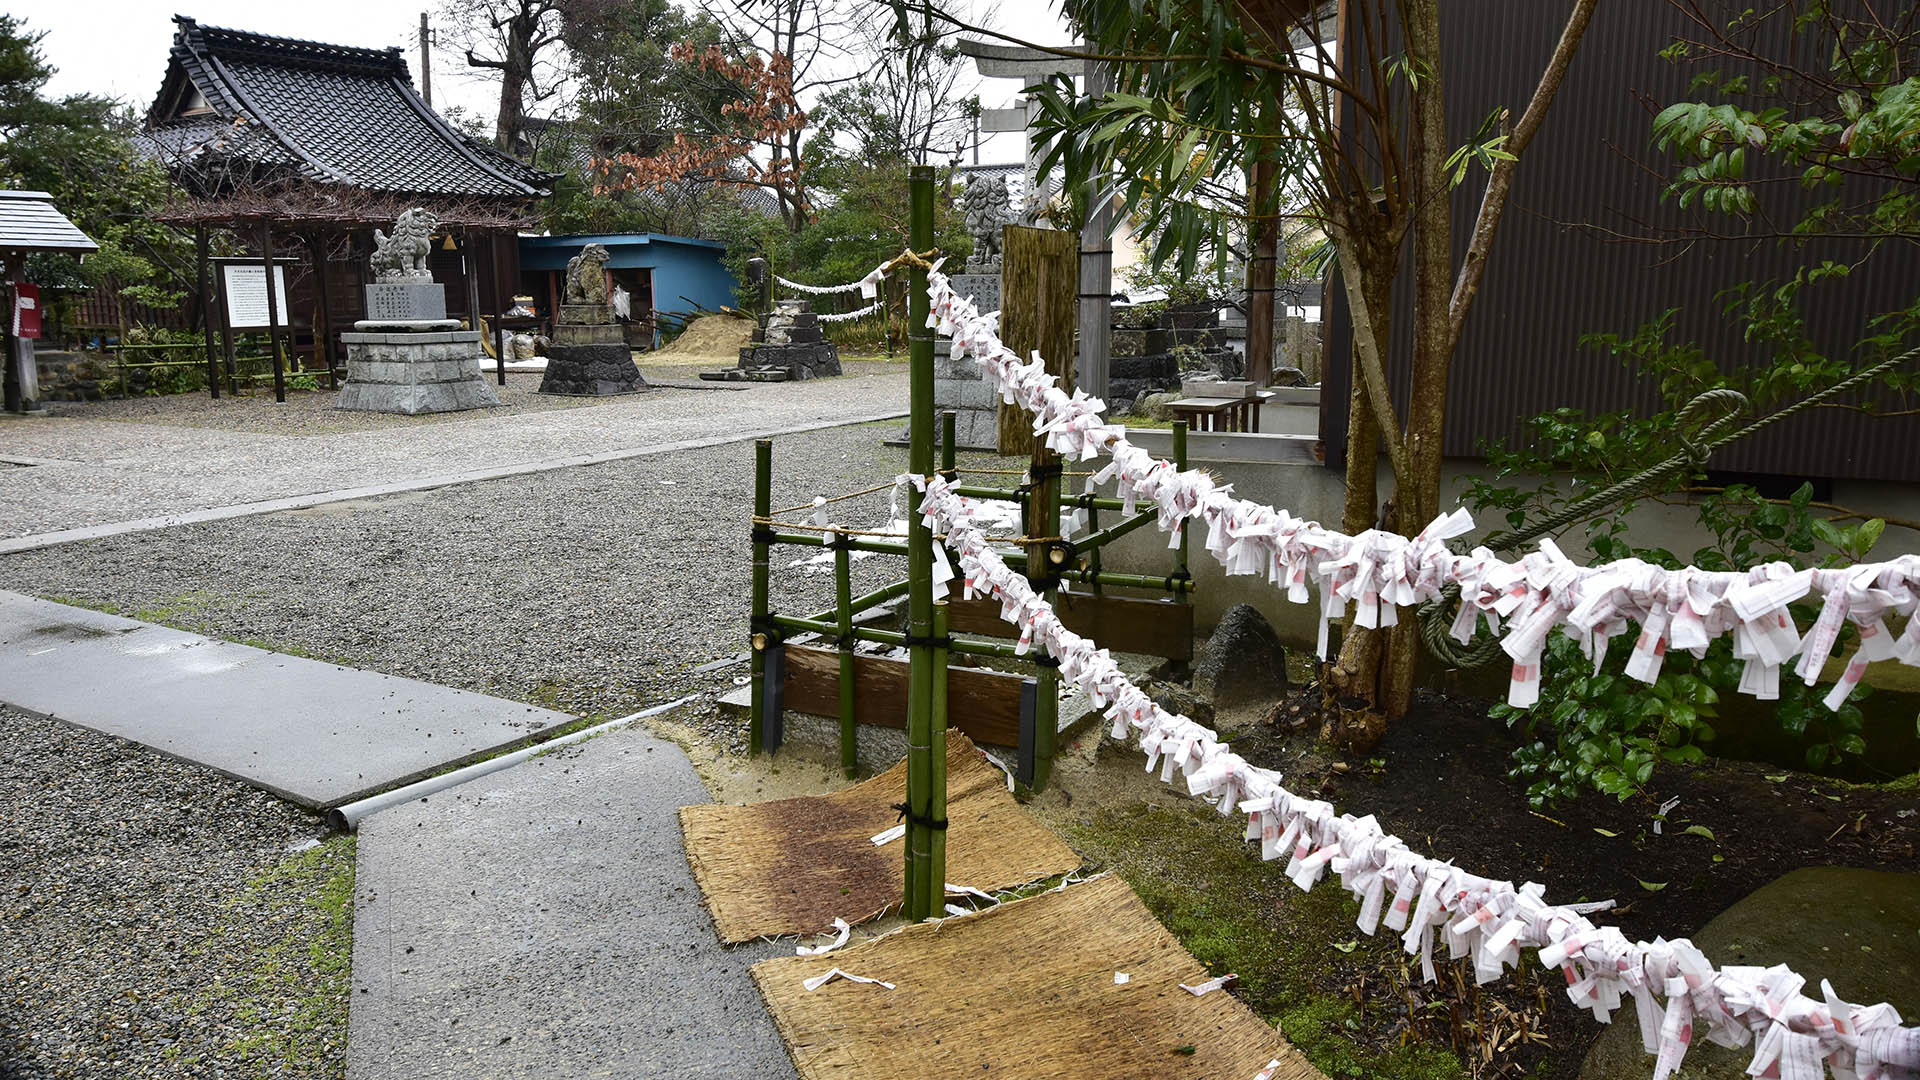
[834,532,857,778]
[806,578,912,623]
[928,601,950,917]
[766,615,1031,661]
[750,439,773,755]
[904,165,936,921]
[1173,420,1192,583]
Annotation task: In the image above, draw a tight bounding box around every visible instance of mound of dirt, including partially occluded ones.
[655,314,753,361]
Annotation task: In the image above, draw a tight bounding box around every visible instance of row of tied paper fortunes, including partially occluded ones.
[925,264,1920,715]
[911,471,1918,1080]
[776,260,890,299]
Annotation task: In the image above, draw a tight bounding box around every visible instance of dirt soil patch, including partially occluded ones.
[1176,684,1920,1080]
[655,313,754,363]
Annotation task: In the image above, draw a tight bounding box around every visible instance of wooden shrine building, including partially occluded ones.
[144,16,555,399]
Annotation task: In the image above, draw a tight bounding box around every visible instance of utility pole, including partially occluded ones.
[419,12,433,108]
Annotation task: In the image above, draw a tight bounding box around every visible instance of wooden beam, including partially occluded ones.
[782,645,1028,747]
[997,224,1077,456]
[946,592,1194,661]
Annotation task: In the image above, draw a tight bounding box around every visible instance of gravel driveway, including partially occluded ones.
[0,419,1006,1078]
[0,365,907,539]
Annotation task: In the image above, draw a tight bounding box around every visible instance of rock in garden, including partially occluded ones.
[1143,678,1214,727]
[1135,391,1177,421]
[1577,866,1920,1080]
[1192,603,1288,708]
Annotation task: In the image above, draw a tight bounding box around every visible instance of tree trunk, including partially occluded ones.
[1325,0,1451,746]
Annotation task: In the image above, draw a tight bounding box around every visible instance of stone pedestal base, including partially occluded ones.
[537,342,647,396]
[552,311,624,348]
[337,329,502,415]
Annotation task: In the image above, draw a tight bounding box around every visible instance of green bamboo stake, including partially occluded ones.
[1086,493,1103,596]
[749,439,772,755]
[928,601,949,918]
[1173,420,1192,583]
[904,164,936,921]
[834,532,857,778]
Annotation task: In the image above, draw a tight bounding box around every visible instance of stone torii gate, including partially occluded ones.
[957,39,1113,401]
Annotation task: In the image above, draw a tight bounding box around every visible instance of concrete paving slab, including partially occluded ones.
[347,724,794,1079]
[0,592,571,809]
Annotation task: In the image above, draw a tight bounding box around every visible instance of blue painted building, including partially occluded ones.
[519,233,738,347]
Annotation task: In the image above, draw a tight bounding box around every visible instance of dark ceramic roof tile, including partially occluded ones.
[150,16,556,199]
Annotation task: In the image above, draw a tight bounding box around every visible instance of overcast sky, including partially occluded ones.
[13,0,1071,160]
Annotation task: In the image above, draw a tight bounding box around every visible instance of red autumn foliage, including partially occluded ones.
[592,43,812,227]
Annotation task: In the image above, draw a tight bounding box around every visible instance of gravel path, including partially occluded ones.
[0,420,1005,1077]
[50,360,902,437]
[0,706,348,1079]
[0,364,907,539]
[2,419,967,750]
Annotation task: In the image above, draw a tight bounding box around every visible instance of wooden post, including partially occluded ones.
[834,529,857,778]
[940,410,957,482]
[197,227,219,399]
[904,165,939,922]
[1247,158,1278,386]
[258,222,286,403]
[996,225,1076,789]
[996,225,1078,455]
[749,439,773,755]
[487,231,507,386]
[308,233,336,390]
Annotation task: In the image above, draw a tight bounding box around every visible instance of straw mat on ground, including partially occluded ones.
[679,734,1080,942]
[752,874,1323,1079]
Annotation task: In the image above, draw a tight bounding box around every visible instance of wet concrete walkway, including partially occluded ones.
[348,721,793,1079]
[0,591,572,808]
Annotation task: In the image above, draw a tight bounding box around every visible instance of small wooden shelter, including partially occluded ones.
[144,16,555,400]
[0,191,98,413]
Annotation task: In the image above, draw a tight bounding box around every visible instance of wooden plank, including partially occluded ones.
[997,225,1077,456]
[945,592,1194,661]
[782,645,1027,746]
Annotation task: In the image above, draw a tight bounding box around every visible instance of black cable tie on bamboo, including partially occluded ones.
[827,530,854,550]
[751,525,778,545]
[1166,571,1192,593]
[1030,654,1062,669]
[749,614,784,641]
[890,802,949,830]
[902,633,952,650]
[1028,462,1064,481]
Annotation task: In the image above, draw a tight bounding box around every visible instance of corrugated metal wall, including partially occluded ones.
[1321,1,1920,482]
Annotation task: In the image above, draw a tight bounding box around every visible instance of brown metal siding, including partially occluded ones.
[1321,1,1920,482]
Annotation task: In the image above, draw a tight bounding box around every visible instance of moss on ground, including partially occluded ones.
[175,834,356,1078]
[1065,802,1468,1080]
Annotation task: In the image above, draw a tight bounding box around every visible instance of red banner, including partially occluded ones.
[13,282,40,339]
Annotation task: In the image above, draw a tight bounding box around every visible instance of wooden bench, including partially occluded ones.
[1165,392,1272,432]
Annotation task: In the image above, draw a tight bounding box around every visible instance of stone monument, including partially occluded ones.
[935,176,1016,448]
[536,242,648,396]
[705,298,841,381]
[337,208,502,415]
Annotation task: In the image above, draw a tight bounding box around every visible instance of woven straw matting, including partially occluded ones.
[752,874,1325,1079]
[679,734,1081,942]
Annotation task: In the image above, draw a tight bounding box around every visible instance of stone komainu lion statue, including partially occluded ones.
[961,176,1011,272]
[565,242,612,307]
[371,208,438,281]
